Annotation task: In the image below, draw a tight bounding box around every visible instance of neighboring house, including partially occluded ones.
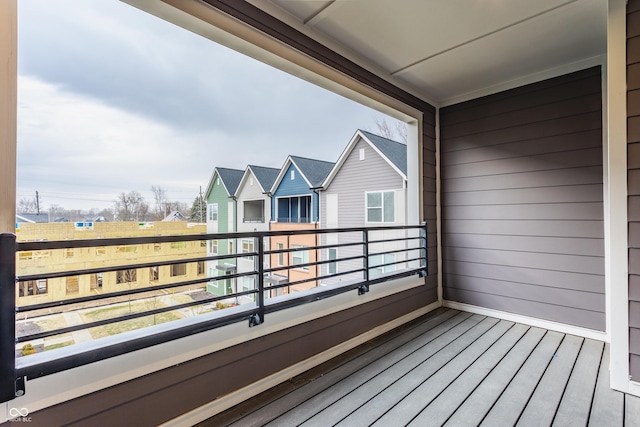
[16,213,49,224]
[203,167,244,297]
[234,165,279,297]
[162,211,188,222]
[320,130,408,285]
[268,156,334,295]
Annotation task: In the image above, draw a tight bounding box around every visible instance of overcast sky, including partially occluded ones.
[16,0,398,212]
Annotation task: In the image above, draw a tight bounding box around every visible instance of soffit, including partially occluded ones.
[259,0,607,105]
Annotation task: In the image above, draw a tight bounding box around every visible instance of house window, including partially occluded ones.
[91,273,103,290]
[96,247,106,256]
[369,253,396,278]
[154,243,161,252]
[171,263,187,277]
[277,243,285,266]
[170,241,187,249]
[210,240,218,255]
[150,266,159,281]
[65,248,74,258]
[116,245,137,253]
[366,191,395,223]
[208,268,218,288]
[197,261,205,275]
[241,276,254,292]
[208,203,218,221]
[66,276,79,294]
[290,170,295,180]
[18,279,47,296]
[328,248,337,275]
[359,148,365,160]
[242,239,255,261]
[116,269,137,284]
[292,245,309,270]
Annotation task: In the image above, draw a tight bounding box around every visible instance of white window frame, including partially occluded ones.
[277,242,285,266]
[366,190,395,223]
[292,244,309,271]
[328,248,337,275]
[208,203,218,222]
[242,239,255,261]
[369,253,396,278]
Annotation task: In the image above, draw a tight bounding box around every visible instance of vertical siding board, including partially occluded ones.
[440,67,605,330]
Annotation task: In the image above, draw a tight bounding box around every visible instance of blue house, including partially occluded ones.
[269,155,335,224]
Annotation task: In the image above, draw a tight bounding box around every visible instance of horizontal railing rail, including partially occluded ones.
[1,224,427,402]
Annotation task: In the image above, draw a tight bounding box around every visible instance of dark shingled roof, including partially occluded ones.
[249,165,280,192]
[359,130,407,175]
[290,156,335,188]
[216,167,244,196]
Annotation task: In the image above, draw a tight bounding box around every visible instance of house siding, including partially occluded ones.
[629,0,640,380]
[441,66,605,331]
[206,174,236,296]
[271,163,318,222]
[236,174,271,233]
[320,138,405,285]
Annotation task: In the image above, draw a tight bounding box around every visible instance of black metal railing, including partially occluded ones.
[0,224,427,402]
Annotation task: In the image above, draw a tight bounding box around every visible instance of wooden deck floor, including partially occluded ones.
[199,308,640,426]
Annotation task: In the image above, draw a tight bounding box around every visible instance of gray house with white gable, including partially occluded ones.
[320,129,409,285]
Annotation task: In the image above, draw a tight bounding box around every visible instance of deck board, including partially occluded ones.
[553,339,604,426]
[589,344,624,426]
[407,322,529,426]
[199,309,640,427]
[372,320,514,426]
[442,326,546,426]
[481,330,564,426]
[299,315,491,426]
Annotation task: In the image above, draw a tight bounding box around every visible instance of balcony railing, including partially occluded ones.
[275,216,312,223]
[0,224,427,403]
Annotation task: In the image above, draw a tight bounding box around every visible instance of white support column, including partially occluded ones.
[607,0,633,394]
[0,0,17,234]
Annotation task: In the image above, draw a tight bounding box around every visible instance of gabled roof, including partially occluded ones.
[359,130,407,175]
[205,167,244,198]
[236,165,280,195]
[270,155,335,193]
[162,211,188,222]
[321,129,407,189]
[16,213,49,223]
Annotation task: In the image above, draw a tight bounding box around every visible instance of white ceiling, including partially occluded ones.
[256,0,607,105]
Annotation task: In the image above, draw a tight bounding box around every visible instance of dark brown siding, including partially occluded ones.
[629,0,640,381]
[440,67,605,330]
[424,111,438,293]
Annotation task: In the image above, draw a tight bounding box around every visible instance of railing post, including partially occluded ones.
[421,223,428,276]
[0,233,17,402]
[249,235,264,327]
[359,229,370,295]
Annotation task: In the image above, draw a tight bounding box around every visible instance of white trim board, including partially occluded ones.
[443,300,607,342]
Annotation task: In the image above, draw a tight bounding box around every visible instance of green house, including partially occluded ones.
[204,167,244,296]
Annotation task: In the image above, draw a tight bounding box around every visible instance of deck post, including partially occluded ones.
[0,233,17,403]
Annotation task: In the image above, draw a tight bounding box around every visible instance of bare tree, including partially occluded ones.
[114,191,149,221]
[150,185,168,220]
[375,117,407,144]
[17,197,38,213]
